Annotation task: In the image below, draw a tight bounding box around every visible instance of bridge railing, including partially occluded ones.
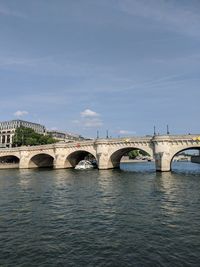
[0,134,200,152]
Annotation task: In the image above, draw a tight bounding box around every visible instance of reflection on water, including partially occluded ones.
[121,161,200,174]
[0,162,200,266]
[120,161,155,172]
[172,161,200,175]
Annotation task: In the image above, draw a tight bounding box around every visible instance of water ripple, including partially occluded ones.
[0,163,200,266]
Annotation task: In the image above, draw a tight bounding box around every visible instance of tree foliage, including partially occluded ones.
[128,149,150,159]
[12,127,57,147]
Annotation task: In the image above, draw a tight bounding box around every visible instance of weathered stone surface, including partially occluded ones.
[0,135,199,171]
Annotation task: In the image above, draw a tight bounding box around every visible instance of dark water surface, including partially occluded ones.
[0,162,200,267]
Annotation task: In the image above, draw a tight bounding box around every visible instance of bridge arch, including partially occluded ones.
[64,149,97,168]
[0,154,20,169]
[170,146,200,170]
[107,145,153,169]
[28,153,55,168]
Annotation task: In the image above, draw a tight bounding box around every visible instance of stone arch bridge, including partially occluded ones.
[0,135,200,172]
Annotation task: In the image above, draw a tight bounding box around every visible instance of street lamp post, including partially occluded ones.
[106,130,109,139]
[153,126,156,136]
[167,125,170,135]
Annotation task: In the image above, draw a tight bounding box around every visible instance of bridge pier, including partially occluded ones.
[96,141,115,169]
[97,153,111,170]
[153,136,172,172]
[154,152,171,172]
[19,150,30,169]
[53,153,67,169]
[0,135,200,172]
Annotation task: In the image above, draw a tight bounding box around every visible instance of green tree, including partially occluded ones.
[128,149,150,159]
[128,150,139,159]
[13,127,57,147]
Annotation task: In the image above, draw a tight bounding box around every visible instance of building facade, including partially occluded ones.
[47,131,66,142]
[47,130,85,142]
[0,120,46,148]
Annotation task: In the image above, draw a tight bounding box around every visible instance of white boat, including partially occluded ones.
[75,160,94,170]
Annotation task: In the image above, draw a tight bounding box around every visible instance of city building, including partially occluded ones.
[65,132,86,142]
[47,130,85,142]
[47,130,66,142]
[0,120,46,148]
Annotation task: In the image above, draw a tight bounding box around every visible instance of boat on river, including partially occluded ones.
[75,160,95,170]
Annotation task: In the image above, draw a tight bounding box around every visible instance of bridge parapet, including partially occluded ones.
[152,135,200,171]
[0,135,200,171]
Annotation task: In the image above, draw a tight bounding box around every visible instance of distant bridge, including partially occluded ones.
[0,134,200,172]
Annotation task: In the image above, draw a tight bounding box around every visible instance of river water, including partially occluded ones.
[0,162,200,267]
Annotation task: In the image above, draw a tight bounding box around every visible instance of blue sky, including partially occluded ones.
[0,0,200,138]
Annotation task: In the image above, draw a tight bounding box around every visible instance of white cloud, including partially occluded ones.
[0,55,115,87]
[73,109,103,128]
[13,110,28,117]
[118,0,200,38]
[80,109,100,118]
